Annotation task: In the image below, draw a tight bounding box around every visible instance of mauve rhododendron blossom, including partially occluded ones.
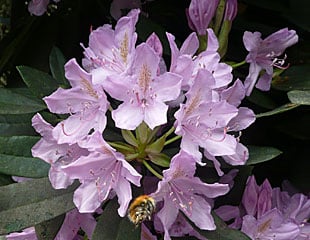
[43,58,109,144]
[62,131,142,215]
[151,151,229,240]
[243,28,298,96]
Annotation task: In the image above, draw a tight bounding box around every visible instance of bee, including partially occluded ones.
[128,195,156,225]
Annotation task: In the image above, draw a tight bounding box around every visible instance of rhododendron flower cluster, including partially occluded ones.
[28,9,257,239]
[6,0,302,239]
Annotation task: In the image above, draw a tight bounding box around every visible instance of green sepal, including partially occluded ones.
[145,134,166,154]
[148,152,170,167]
[121,129,138,147]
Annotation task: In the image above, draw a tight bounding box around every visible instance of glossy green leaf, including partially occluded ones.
[0,114,36,136]
[246,89,277,109]
[35,214,65,240]
[92,199,140,240]
[272,65,310,91]
[287,90,310,105]
[0,178,78,234]
[16,66,59,99]
[246,146,282,165]
[49,46,68,87]
[256,103,300,118]
[0,136,49,178]
[0,88,46,114]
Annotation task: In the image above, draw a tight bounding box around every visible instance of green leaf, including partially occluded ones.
[0,174,13,187]
[16,66,59,99]
[0,154,49,178]
[92,199,140,240]
[246,89,277,109]
[0,136,49,178]
[246,146,282,165]
[35,214,65,240]
[182,211,251,240]
[49,46,69,87]
[272,65,310,91]
[287,90,310,105]
[0,178,78,234]
[0,88,46,114]
[0,114,36,136]
[256,103,300,118]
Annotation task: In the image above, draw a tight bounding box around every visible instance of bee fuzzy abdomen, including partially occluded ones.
[128,195,156,225]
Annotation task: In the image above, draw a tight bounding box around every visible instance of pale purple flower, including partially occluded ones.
[272,188,310,240]
[241,209,300,240]
[192,29,233,89]
[82,9,139,83]
[5,227,37,240]
[243,28,298,96]
[186,0,219,35]
[216,176,309,239]
[44,58,109,144]
[31,113,88,189]
[54,208,96,240]
[62,131,142,216]
[103,43,182,130]
[151,150,229,240]
[166,32,199,90]
[207,80,255,175]
[174,68,239,163]
[28,0,49,16]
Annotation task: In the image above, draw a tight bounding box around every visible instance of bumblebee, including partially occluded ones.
[128,195,156,225]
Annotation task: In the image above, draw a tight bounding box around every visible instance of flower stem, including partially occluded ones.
[164,135,181,146]
[142,160,163,179]
[231,60,246,69]
[164,126,176,137]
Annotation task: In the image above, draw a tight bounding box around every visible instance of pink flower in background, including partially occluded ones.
[28,0,49,16]
[62,131,142,216]
[215,176,310,239]
[186,0,219,35]
[31,113,88,189]
[44,58,109,144]
[27,0,60,16]
[103,43,182,130]
[151,150,229,240]
[243,28,298,96]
